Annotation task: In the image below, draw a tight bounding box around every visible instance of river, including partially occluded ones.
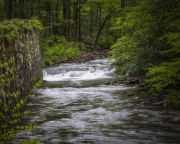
[17,59,180,144]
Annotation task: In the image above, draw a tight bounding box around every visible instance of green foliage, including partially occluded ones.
[0,19,42,44]
[41,36,81,67]
[109,0,180,104]
[0,58,40,143]
[109,0,165,76]
[32,17,43,31]
[19,138,44,144]
[146,1,180,104]
[109,36,137,75]
[147,59,180,91]
[166,90,180,106]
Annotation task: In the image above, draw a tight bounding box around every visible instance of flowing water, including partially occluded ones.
[17,59,180,144]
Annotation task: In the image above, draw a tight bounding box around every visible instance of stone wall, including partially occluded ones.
[0,19,42,106]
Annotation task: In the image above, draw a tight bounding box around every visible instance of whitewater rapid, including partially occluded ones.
[43,59,116,81]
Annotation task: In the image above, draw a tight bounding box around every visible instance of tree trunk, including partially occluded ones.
[78,0,81,49]
[89,2,93,37]
[94,13,113,47]
[6,0,12,19]
[63,0,67,37]
[66,0,71,39]
[50,3,53,36]
[19,0,24,18]
[46,1,53,36]
[30,0,35,17]
[73,0,79,40]
[121,0,125,8]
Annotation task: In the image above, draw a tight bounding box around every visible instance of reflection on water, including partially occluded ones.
[16,59,180,144]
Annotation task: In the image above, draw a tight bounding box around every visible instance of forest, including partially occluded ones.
[0,0,180,143]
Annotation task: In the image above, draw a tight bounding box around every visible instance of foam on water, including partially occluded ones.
[43,59,116,81]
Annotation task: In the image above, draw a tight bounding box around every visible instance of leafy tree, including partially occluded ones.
[109,0,166,76]
[109,0,180,104]
[147,0,180,104]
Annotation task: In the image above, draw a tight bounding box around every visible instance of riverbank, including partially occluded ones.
[65,48,109,63]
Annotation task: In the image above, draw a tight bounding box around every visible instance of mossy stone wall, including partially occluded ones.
[0,19,42,106]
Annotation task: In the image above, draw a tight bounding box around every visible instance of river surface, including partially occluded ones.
[17,59,180,144]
